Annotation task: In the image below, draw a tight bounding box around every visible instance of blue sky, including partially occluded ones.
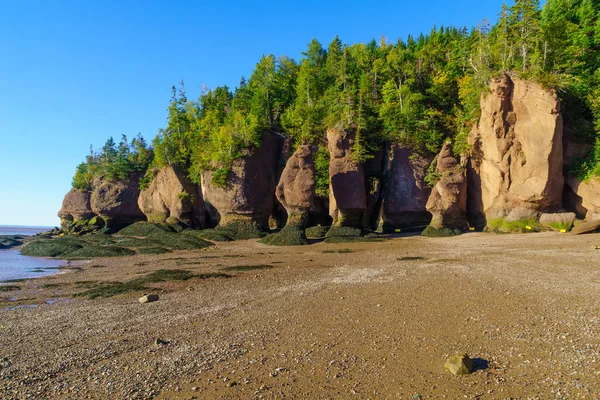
[0,0,515,226]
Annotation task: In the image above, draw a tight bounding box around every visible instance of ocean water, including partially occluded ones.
[0,225,64,282]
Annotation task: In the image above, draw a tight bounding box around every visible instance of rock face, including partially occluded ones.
[91,175,146,230]
[382,145,433,231]
[423,143,469,236]
[327,128,367,227]
[138,166,206,228]
[58,189,96,228]
[201,134,281,232]
[275,145,316,227]
[468,73,563,226]
[362,151,385,230]
[566,177,600,221]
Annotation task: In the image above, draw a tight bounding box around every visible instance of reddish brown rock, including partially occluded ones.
[382,145,433,231]
[468,74,563,226]
[58,189,95,222]
[201,134,281,233]
[138,166,206,228]
[91,175,146,230]
[275,145,315,227]
[327,128,367,227]
[423,143,469,236]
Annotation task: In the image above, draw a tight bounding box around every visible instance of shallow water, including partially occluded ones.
[0,225,63,282]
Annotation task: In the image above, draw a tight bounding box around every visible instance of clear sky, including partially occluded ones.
[0,0,516,227]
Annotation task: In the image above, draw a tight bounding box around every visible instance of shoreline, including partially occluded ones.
[1,232,599,399]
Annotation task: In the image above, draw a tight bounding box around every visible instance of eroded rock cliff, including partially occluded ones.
[138,166,206,228]
[468,73,563,230]
[423,143,468,236]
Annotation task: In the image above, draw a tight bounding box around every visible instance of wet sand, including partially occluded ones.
[1,232,599,399]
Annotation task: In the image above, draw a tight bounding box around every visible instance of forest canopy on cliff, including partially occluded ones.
[72,0,600,193]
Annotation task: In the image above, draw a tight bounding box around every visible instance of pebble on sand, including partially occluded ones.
[139,294,159,303]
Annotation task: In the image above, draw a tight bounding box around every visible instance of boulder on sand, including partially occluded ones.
[539,212,576,232]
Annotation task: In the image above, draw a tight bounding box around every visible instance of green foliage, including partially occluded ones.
[177,191,190,200]
[68,0,600,186]
[313,145,330,197]
[71,133,153,190]
[211,167,231,188]
[424,154,441,188]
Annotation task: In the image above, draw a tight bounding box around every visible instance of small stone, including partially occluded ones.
[191,387,199,391]
[444,353,473,376]
[155,338,169,346]
[139,294,159,303]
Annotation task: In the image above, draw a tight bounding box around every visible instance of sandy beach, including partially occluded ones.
[1,232,600,399]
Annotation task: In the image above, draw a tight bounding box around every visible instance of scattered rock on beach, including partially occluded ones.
[444,353,473,376]
[139,294,159,303]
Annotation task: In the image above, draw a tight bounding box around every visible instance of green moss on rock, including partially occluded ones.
[216,220,267,240]
[181,229,233,242]
[117,222,174,237]
[136,247,172,255]
[421,226,464,237]
[487,218,541,233]
[0,235,25,250]
[323,226,369,243]
[260,226,309,246]
[305,226,330,239]
[146,230,213,250]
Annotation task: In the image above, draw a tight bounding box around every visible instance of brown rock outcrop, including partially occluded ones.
[327,128,367,227]
[201,134,281,232]
[382,145,433,231]
[138,166,206,228]
[423,143,469,236]
[58,189,95,223]
[468,73,563,226]
[566,177,600,221]
[275,145,315,227]
[91,175,146,229]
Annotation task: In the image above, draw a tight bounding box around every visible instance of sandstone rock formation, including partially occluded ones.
[382,145,433,231]
[566,177,600,221]
[468,73,563,228]
[327,128,367,228]
[201,134,281,236]
[275,145,315,227]
[262,145,316,246]
[58,189,95,227]
[91,175,146,230]
[422,143,469,236]
[138,166,206,228]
